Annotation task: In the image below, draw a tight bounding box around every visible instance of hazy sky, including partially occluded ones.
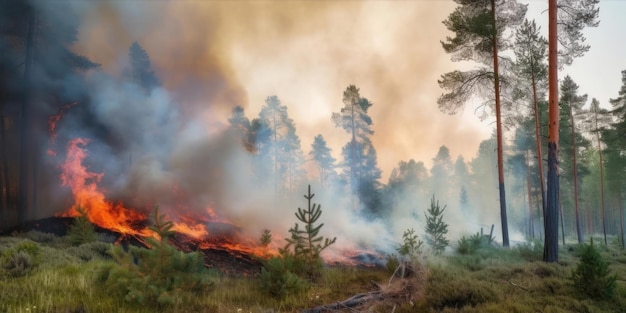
[72,0,625,182]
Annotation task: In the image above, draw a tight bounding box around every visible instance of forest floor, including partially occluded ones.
[0,230,625,313]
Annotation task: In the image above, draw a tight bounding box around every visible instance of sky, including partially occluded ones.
[71,0,626,182]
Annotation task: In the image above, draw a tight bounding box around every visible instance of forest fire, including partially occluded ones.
[56,137,280,259]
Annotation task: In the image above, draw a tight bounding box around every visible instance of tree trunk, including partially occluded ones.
[594,106,608,246]
[559,191,565,245]
[491,0,509,247]
[17,4,36,227]
[570,107,582,243]
[531,68,547,221]
[617,190,626,249]
[544,0,559,263]
[526,150,535,238]
[599,145,606,246]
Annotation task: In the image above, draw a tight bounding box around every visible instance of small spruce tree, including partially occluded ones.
[67,206,98,246]
[283,184,336,278]
[397,228,424,260]
[260,185,335,297]
[571,238,617,299]
[424,195,449,255]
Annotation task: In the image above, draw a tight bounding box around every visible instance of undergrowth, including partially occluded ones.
[1,230,625,313]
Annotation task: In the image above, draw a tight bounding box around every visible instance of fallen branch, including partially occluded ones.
[302,291,383,313]
[302,262,424,313]
[507,273,531,292]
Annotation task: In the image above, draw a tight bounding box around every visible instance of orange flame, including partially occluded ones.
[59,138,151,236]
[58,138,278,258]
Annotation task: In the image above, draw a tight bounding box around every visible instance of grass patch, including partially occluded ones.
[1,233,625,312]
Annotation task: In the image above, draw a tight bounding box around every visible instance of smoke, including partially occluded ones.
[12,0,533,255]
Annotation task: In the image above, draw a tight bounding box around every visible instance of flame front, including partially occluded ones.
[58,137,277,258]
[59,138,151,236]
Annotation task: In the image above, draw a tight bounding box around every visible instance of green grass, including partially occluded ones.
[1,232,626,312]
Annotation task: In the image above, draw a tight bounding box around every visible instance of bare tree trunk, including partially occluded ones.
[526,150,535,238]
[593,105,608,245]
[17,4,35,227]
[559,191,565,245]
[570,107,582,243]
[491,0,509,247]
[531,69,546,220]
[544,0,559,263]
[617,190,626,249]
[0,92,6,231]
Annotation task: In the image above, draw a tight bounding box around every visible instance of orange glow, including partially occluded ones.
[57,137,279,259]
[59,138,151,236]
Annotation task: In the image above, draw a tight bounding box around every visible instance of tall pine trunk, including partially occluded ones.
[570,107,582,243]
[559,191,565,245]
[17,5,35,227]
[617,190,626,249]
[531,68,546,222]
[526,150,535,238]
[544,0,559,263]
[598,141,607,245]
[491,0,509,247]
[593,105,608,245]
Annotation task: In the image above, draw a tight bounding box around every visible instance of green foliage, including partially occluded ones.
[396,228,423,259]
[422,266,498,310]
[66,242,112,262]
[457,232,490,255]
[66,206,98,246]
[97,207,218,307]
[260,229,272,247]
[570,239,617,299]
[258,255,308,298]
[21,230,61,244]
[514,239,544,262]
[385,254,400,275]
[283,185,336,280]
[424,195,449,255]
[0,240,41,277]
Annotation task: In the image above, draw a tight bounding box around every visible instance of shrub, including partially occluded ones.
[385,254,400,275]
[66,206,98,246]
[514,239,543,261]
[66,242,112,262]
[570,239,617,299]
[97,207,219,306]
[22,230,60,244]
[258,255,307,298]
[0,241,41,277]
[457,233,488,255]
[422,266,498,310]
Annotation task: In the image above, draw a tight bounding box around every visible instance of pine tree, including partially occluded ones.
[283,185,336,278]
[513,19,548,218]
[228,105,255,152]
[66,206,98,246]
[309,134,337,189]
[424,196,449,255]
[332,85,382,213]
[129,41,160,91]
[544,0,599,263]
[439,0,527,247]
[258,96,306,196]
[559,76,590,244]
[571,239,617,299]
